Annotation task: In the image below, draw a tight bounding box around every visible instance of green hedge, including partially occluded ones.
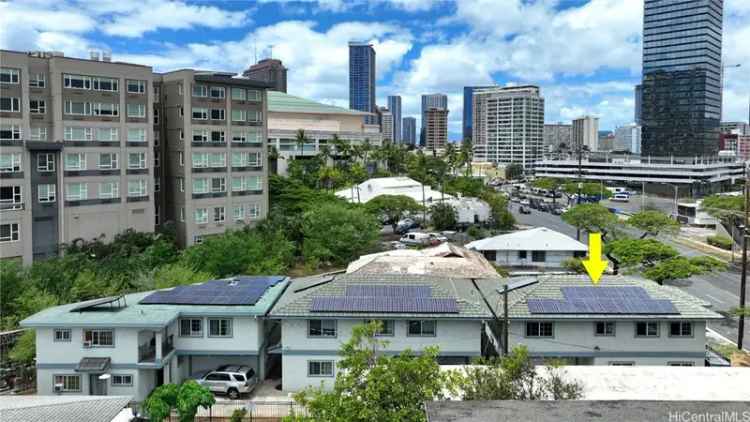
[706,235,733,250]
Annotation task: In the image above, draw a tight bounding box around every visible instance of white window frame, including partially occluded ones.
[211,177,226,193]
[64,153,86,171]
[0,153,22,173]
[29,73,46,88]
[192,84,208,97]
[127,180,147,197]
[210,108,225,120]
[38,184,56,203]
[0,186,22,208]
[98,153,118,169]
[53,329,71,342]
[525,321,553,338]
[30,127,48,141]
[92,77,118,92]
[127,79,146,94]
[231,109,246,122]
[635,321,660,338]
[64,100,91,116]
[30,99,46,114]
[65,183,88,201]
[92,103,119,117]
[307,360,334,377]
[248,110,262,122]
[63,74,91,90]
[128,152,146,169]
[98,182,119,199]
[669,321,693,337]
[37,154,55,172]
[0,223,20,243]
[213,206,225,223]
[64,127,93,141]
[179,318,203,337]
[0,68,20,84]
[127,128,147,143]
[111,374,133,386]
[247,89,261,101]
[54,375,81,392]
[233,205,245,221]
[192,178,209,194]
[192,107,208,120]
[308,320,337,338]
[248,203,260,219]
[95,127,119,142]
[208,318,232,337]
[192,128,209,143]
[127,103,146,118]
[594,321,616,337]
[1,124,22,141]
[231,87,246,101]
[194,208,208,224]
[0,97,21,112]
[210,130,225,143]
[83,329,114,347]
[209,86,225,99]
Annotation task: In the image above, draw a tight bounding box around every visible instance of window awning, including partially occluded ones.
[75,357,111,372]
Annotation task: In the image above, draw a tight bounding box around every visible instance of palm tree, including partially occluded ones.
[319,145,332,165]
[294,129,309,159]
[442,143,457,176]
[459,137,473,176]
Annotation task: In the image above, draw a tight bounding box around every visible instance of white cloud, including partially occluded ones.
[95,1,250,38]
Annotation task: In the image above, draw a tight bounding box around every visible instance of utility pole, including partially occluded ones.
[503,284,509,356]
[739,162,748,350]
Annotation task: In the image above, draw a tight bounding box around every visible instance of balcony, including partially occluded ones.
[138,332,174,363]
[162,334,174,356]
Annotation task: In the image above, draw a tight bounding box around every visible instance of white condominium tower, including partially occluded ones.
[472,86,544,168]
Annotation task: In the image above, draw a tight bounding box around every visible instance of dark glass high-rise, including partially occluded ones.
[641,0,723,157]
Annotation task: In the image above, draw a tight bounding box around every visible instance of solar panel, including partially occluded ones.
[527,297,678,315]
[345,285,431,298]
[70,295,126,312]
[140,276,285,306]
[310,297,459,313]
[562,287,651,300]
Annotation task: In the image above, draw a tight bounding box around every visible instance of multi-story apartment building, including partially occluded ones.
[348,42,376,125]
[424,107,448,152]
[472,86,544,169]
[0,50,155,264]
[463,86,494,141]
[387,95,401,144]
[402,116,417,145]
[21,276,289,401]
[379,107,394,142]
[641,0,723,157]
[156,70,270,247]
[543,123,572,152]
[420,93,448,146]
[243,58,287,93]
[572,115,599,152]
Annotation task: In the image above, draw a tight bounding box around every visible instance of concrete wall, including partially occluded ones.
[487,250,577,268]
[174,316,262,353]
[36,327,140,365]
[509,320,706,365]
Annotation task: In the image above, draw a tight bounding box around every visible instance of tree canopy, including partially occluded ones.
[365,194,422,229]
[430,202,458,231]
[627,210,680,238]
[505,163,524,180]
[144,380,215,422]
[561,203,618,238]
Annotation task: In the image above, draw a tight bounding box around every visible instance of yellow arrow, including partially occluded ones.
[582,232,608,285]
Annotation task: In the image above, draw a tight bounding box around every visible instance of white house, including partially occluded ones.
[335,176,451,204]
[475,275,723,366]
[465,227,588,269]
[268,273,493,392]
[20,276,289,401]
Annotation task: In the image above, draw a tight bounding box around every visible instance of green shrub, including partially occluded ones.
[706,235,732,250]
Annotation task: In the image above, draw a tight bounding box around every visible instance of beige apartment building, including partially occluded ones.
[156,70,269,247]
[0,50,271,262]
[424,107,448,152]
[0,50,155,264]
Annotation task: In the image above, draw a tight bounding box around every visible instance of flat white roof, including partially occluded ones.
[465,227,587,252]
[335,177,453,203]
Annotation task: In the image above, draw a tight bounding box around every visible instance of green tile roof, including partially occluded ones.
[267,91,370,116]
[475,275,722,320]
[20,278,290,329]
[270,273,493,320]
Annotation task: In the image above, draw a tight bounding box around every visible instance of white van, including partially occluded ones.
[400,232,431,245]
[611,193,630,202]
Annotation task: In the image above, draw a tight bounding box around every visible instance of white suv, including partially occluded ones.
[197,365,258,399]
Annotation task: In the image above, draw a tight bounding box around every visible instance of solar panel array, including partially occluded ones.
[345,285,431,297]
[310,283,458,314]
[140,276,285,306]
[310,297,459,313]
[527,286,679,315]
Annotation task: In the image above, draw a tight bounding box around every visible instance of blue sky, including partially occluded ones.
[2,0,749,140]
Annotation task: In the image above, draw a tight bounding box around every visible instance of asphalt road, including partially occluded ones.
[508,205,750,349]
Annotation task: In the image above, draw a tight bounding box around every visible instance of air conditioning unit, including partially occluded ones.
[83,340,92,348]
[54,383,63,393]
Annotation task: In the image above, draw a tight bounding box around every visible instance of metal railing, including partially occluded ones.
[129,400,308,421]
[138,344,155,362]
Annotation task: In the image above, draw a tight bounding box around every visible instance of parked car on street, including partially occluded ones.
[520,199,530,206]
[395,218,420,234]
[538,203,550,212]
[519,206,531,214]
[611,193,630,202]
[196,365,258,399]
[551,206,564,215]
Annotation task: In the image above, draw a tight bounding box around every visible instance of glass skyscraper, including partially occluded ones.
[641,0,723,157]
[349,42,377,125]
[402,117,417,145]
[387,95,402,144]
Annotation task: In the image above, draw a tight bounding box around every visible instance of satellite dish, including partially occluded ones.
[99,374,111,380]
